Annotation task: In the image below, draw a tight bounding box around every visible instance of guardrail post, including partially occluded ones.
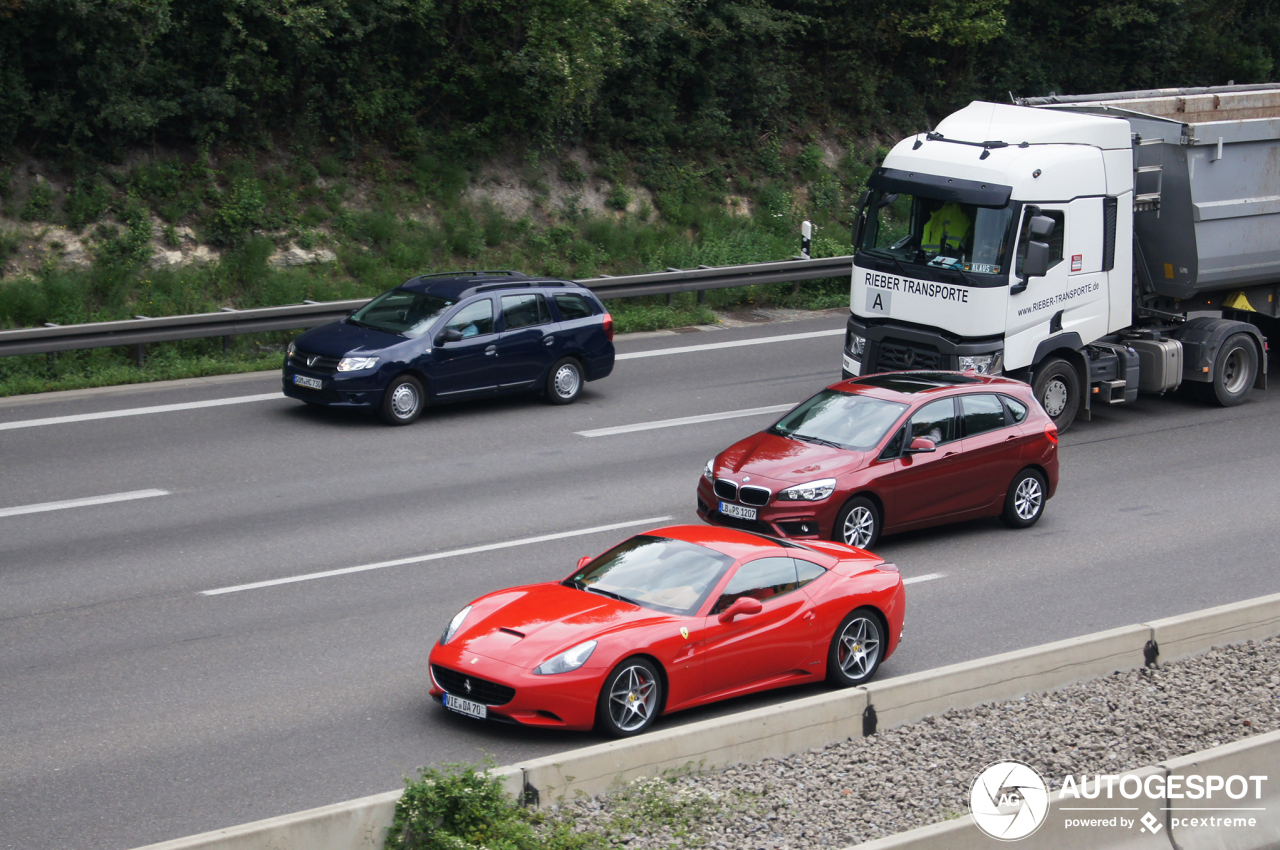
[800,220,812,260]
[135,344,144,368]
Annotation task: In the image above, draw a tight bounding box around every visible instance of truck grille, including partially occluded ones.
[431,665,516,706]
[877,341,945,371]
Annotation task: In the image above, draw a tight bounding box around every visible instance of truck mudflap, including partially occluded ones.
[1171,317,1267,390]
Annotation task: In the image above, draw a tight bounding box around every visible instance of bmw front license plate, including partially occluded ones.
[443,694,487,720]
[719,501,758,521]
[293,374,322,390]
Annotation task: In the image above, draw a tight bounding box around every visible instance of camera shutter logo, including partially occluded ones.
[970,761,1050,841]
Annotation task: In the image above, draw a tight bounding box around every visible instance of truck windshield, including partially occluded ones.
[859,191,1016,277]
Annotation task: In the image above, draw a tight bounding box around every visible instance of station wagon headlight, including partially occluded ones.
[778,478,837,501]
[287,341,296,357]
[703,458,714,482]
[958,352,1003,375]
[337,355,380,372]
[440,605,473,645]
[534,640,597,675]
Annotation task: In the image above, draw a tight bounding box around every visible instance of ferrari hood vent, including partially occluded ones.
[498,628,526,639]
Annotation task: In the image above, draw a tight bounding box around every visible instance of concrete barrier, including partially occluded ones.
[520,685,868,803]
[861,624,1151,731]
[1148,592,1280,663]
[1163,729,1280,850]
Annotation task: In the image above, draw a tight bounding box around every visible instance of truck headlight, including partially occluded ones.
[534,640,597,675]
[778,478,837,501]
[847,331,867,358]
[958,352,1003,375]
[337,355,380,372]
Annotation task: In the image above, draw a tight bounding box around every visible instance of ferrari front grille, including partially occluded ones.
[431,664,516,706]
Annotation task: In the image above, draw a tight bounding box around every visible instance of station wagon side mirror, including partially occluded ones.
[905,437,937,454]
[718,596,764,623]
[576,556,592,570]
[435,327,464,346]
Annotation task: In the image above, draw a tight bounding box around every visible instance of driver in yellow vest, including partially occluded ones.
[922,201,970,257]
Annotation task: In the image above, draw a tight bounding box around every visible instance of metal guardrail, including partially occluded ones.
[0,256,854,358]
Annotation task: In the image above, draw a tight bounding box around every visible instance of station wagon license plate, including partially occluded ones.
[443,693,487,720]
[292,374,322,390]
[719,501,757,521]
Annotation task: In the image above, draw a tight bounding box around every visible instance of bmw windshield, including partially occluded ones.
[347,289,454,338]
[769,390,907,450]
[858,190,1016,278]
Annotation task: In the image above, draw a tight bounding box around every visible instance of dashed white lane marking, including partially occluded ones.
[902,573,945,585]
[0,394,280,431]
[0,489,169,518]
[576,404,795,437]
[615,328,843,361]
[201,515,675,596]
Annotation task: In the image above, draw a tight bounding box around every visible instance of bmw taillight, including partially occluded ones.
[1044,422,1059,445]
[602,311,614,341]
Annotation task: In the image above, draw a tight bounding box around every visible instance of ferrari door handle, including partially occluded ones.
[802,611,816,621]
[484,345,497,356]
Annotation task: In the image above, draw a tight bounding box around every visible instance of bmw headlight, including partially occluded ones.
[778,478,837,501]
[703,458,714,483]
[534,639,597,675]
[440,605,473,645]
[958,352,1003,375]
[337,355,380,372]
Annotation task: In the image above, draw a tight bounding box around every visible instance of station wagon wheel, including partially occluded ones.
[827,608,884,686]
[596,657,662,737]
[834,496,880,550]
[1000,467,1047,528]
[546,357,583,405]
[379,374,424,425]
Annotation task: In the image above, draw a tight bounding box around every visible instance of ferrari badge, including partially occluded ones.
[680,627,689,640]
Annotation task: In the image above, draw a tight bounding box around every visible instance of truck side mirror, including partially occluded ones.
[1015,241,1051,293]
[852,191,871,247]
[1028,214,1055,240]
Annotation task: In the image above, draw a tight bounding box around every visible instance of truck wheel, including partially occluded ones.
[1206,333,1258,407]
[1032,358,1079,432]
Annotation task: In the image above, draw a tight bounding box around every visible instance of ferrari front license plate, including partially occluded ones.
[719,501,757,521]
[292,374,322,390]
[443,694,487,720]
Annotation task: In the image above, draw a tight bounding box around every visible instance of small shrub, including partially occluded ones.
[385,763,539,850]
[605,185,631,211]
[796,143,825,181]
[20,183,54,222]
[209,178,269,244]
[317,154,345,178]
[64,177,112,229]
[560,159,587,185]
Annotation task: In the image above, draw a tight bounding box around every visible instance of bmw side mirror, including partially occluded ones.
[905,437,937,454]
[718,596,763,623]
[435,328,464,345]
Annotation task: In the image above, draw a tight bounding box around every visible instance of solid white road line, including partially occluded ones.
[616,328,843,361]
[0,488,169,518]
[201,515,675,596]
[576,403,795,437]
[902,573,946,585]
[0,393,280,431]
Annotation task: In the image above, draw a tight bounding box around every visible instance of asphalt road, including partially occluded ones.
[1,311,1277,850]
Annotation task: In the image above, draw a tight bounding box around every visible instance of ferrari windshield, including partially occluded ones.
[858,190,1016,277]
[347,289,454,338]
[770,390,907,450]
[568,535,734,616]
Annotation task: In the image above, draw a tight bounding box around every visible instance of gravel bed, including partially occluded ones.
[544,637,1280,849]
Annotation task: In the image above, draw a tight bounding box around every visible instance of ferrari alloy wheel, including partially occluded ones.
[834,496,880,550]
[1000,468,1047,528]
[380,374,424,425]
[596,657,662,737]
[827,608,883,686]
[546,357,583,405]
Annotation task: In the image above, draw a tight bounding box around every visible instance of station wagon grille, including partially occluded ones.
[288,350,342,374]
[431,665,516,706]
[877,341,945,371]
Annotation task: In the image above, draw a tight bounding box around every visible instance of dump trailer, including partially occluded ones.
[845,83,1277,429]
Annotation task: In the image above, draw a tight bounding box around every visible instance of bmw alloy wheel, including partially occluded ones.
[1013,475,1043,521]
[608,664,658,733]
[842,506,875,548]
[837,615,882,681]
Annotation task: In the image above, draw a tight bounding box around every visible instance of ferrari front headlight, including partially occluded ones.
[534,640,597,675]
[440,605,473,645]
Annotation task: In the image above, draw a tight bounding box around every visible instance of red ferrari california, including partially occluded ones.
[697,371,1059,549]
[427,525,905,736]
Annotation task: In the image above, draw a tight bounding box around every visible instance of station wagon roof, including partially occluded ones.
[398,271,584,300]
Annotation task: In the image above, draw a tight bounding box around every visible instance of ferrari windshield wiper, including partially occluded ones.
[584,585,635,605]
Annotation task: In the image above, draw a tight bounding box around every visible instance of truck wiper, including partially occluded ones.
[862,248,912,279]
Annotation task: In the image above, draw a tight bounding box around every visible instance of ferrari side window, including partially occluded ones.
[714,557,799,613]
[794,559,826,588]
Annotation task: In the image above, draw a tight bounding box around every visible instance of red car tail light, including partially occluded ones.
[1044,422,1059,445]
[876,561,899,572]
[602,312,614,341]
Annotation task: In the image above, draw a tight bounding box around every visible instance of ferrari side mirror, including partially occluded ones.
[718,596,764,623]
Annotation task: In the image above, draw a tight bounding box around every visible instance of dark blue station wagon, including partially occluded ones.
[282,271,615,424]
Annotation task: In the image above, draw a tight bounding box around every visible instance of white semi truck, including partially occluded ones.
[845,84,1277,429]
